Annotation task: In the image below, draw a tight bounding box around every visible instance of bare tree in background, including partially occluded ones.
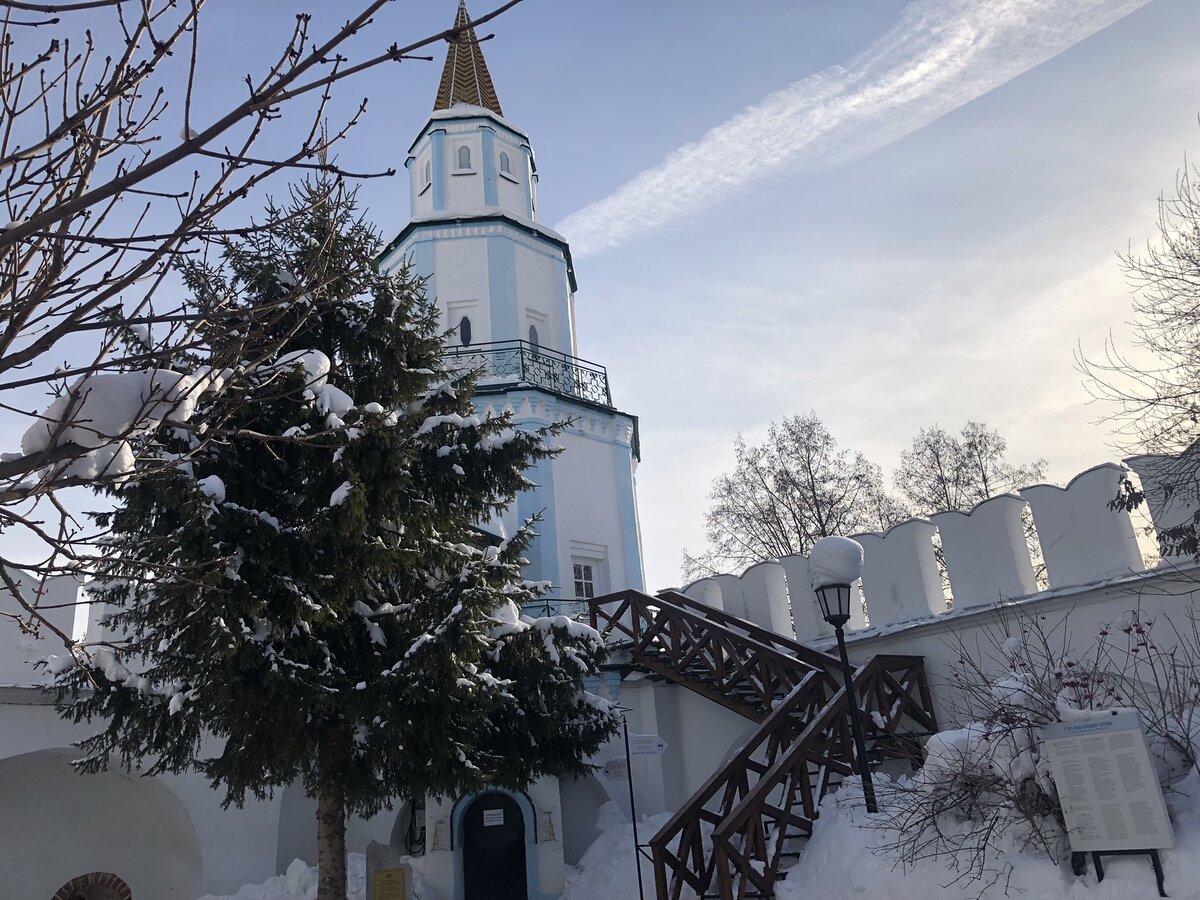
[682,412,906,578]
[895,421,1049,593]
[895,422,1046,514]
[0,0,524,647]
[1083,152,1200,559]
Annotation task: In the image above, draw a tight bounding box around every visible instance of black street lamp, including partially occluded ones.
[809,535,878,814]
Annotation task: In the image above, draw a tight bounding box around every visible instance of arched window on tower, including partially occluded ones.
[528,324,539,350]
[457,145,471,170]
[459,315,473,347]
[423,160,431,187]
[499,151,511,175]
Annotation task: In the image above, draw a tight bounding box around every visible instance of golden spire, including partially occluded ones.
[434,0,503,116]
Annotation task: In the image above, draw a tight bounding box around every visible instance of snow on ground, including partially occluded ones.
[561,802,671,900]
[195,775,1200,900]
[198,853,435,900]
[780,774,1200,900]
[198,856,367,900]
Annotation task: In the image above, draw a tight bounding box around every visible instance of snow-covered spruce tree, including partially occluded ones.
[53,179,619,900]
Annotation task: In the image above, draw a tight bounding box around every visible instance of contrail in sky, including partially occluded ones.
[557,0,1155,258]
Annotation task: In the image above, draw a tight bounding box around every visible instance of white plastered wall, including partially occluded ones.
[514,242,569,353]
[432,236,491,344]
[551,425,638,598]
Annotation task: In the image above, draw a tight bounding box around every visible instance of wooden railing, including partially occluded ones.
[708,654,937,899]
[649,674,838,900]
[589,590,829,720]
[652,590,843,679]
[588,590,938,900]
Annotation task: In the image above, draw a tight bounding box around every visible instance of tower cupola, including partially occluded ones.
[405,1,537,222]
[435,0,503,116]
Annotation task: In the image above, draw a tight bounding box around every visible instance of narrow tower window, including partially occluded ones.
[459,315,472,347]
[499,151,511,174]
[528,324,539,350]
[424,160,431,186]
[457,145,472,170]
[573,562,595,601]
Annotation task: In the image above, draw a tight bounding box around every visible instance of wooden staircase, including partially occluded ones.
[588,589,938,900]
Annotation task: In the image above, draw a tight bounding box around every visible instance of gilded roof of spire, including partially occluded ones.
[434,0,503,116]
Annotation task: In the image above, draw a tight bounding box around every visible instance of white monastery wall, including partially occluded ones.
[655,683,757,812]
[677,449,1200,730]
[0,701,293,896]
[0,745,203,900]
[0,573,82,685]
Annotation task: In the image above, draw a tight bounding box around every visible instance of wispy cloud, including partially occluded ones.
[557,0,1154,258]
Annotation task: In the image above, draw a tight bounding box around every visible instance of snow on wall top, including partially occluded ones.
[680,449,1197,643]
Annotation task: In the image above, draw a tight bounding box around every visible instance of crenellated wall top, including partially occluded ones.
[678,451,1199,644]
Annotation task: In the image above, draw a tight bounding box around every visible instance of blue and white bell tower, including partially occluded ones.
[380,0,645,609]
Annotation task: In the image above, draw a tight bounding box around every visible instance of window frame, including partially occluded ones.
[573,562,596,602]
[454,144,474,172]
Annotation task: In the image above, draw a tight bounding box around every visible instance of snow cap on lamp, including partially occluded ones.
[808,536,864,589]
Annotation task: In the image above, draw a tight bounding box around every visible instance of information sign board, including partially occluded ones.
[371,867,409,900]
[1043,711,1174,852]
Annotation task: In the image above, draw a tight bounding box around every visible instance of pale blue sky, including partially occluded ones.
[6,0,1199,592]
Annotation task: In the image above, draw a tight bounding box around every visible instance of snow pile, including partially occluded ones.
[198,475,226,503]
[267,349,331,389]
[23,370,202,453]
[780,773,1200,900]
[20,369,209,479]
[198,852,437,900]
[562,803,672,900]
[808,535,863,588]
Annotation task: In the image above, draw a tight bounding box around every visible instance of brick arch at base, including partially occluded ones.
[51,872,132,900]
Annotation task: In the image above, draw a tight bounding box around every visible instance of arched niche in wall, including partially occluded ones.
[52,873,132,900]
[1,748,202,899]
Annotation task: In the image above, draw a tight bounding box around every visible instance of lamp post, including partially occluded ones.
[809,535,877,813]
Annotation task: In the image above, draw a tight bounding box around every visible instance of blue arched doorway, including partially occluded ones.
[452,789,541,900]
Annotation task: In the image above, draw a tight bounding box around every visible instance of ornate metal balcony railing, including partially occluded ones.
[442,340,613,408]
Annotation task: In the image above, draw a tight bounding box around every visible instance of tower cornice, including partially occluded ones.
[379,211,577,293]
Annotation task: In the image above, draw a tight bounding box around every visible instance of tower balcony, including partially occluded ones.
[442,339,613,409]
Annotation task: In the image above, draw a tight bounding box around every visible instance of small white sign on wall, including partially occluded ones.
[629,734,668,756]
[482,809,505,827]
[602,757,629,781]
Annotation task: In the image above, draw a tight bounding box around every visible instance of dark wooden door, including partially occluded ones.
[462,793,528,900]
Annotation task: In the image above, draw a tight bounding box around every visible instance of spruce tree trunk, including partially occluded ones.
[316,786,347,900]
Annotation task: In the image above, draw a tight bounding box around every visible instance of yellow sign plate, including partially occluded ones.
[373,867,408,900]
